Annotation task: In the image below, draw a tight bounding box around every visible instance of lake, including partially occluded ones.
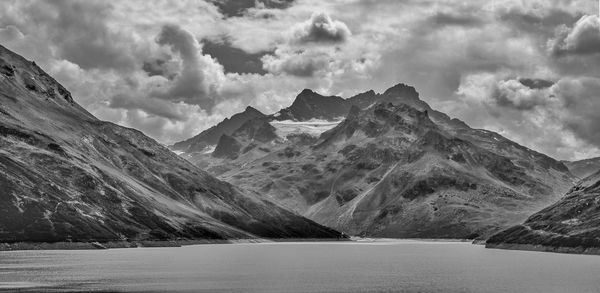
[1,240,600,293]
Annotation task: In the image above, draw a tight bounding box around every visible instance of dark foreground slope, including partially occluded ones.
[0,44,342,246]
[487,171,600,254]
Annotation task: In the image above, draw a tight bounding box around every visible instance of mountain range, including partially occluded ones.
[4,41,600,254]
[173,83,577,239]
[0,44,342,246]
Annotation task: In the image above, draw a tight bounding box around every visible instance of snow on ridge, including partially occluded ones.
[270,119,342,139]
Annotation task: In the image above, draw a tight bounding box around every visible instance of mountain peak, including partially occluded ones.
[244,106,261,113]
[383,83,419,100]
[299,88,316,96]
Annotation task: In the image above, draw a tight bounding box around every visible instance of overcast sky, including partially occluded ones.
[0,0,598,160]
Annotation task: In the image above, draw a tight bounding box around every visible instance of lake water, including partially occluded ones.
[1,240,600,293]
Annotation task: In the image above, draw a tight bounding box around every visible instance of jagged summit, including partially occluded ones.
[276,90,347,121]
[382,83,419,99]
[171,105,266,153]
[172,82,471,154]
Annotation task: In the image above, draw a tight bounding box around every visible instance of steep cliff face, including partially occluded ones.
[487,171,600,254]
[176,84,576,239]
[0,44,342,244]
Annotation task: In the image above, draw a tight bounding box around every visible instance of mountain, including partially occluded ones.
[176,84,576,239]
[170,106,265,153]
[0,44,343,245]
[563,157,600,179]
[487,171,600,254]
[274,89,348,121]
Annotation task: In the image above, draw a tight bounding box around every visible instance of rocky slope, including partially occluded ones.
[0,44,343,244]
[563,157,600,179]
[170,106,265,153]
[487,171,600,254]
[175,84,576,239]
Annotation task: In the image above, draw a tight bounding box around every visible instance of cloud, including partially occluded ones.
[492,79,554,110]
[1,0,599,160]
[202,36,270,74]
[455,71,600,160]
[208,0,295,17]
[554,77,600,146]
[20,0,138,71]
[288,12,351,44]
[549,15,600,57]
[152,24,225,109]
[518,78,555,89]
[430,12,483,27]
[262,49,331,77]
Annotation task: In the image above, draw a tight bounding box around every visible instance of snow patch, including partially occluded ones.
[203,145,216,154]
[270,119,341,139]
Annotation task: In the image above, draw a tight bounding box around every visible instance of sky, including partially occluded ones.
[0,0,599,161]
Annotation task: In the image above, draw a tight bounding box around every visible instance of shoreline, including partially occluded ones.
[0,237,476,252]
[485,243,600,256]
[0,238,351,252]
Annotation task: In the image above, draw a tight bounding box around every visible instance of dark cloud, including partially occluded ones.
[430,12,483,27]
[18,0,137,71]
[498,7,582,35]
[208,0,294,17]
[202,37,270,74]
[142,56,177,79]
[153,24,217,109]
[555,78,600,147]
[290,12,351,44]
[518,78,554,89]
[550,15,600,57]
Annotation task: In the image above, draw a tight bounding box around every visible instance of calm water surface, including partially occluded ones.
[1,240,600,293]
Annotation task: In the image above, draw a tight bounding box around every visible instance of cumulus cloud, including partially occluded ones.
[262,49,331,77]
[288,12,351,44]
[492,79,555,110]
[456,71,600,160]
[19,0,138,71]
[549,15,600,57]
[152,24,224,109]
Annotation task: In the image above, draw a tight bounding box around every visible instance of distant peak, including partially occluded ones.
[383,83,419,99]
[244,106,260,113]
[299,88,315,95]
[292,88,324,104]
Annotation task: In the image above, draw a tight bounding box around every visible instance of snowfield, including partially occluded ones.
[270,119,342,139]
